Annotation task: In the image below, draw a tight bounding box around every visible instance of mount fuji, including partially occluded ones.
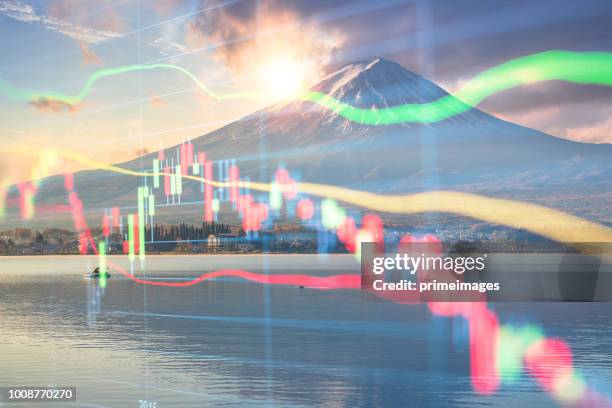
[11,57,612,227]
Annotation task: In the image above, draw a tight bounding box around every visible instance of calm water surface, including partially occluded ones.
[0,255,610,407]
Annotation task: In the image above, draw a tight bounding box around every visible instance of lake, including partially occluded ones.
[0,255,610,407]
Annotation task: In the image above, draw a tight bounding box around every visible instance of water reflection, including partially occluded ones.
[0,256,609,407]
[86,279,105,327]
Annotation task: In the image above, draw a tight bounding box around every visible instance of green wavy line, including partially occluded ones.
[2,50,612,124]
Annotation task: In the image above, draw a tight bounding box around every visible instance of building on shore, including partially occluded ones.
[207,234,238,252]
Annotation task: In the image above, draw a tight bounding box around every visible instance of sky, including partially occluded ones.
[0,0,611,183]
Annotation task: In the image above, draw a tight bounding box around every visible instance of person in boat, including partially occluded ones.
[92,267,100,275]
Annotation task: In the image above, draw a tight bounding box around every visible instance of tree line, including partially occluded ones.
[145,222,242,241]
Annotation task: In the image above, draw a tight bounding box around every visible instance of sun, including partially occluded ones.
[258,56,307,100]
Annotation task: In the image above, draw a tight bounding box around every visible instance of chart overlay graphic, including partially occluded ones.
[1,5,611,405]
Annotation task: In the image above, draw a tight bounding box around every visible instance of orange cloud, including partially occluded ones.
[79,41,103,65]
[186,1,344,80]
[134,147,150,157]
[29,98,78,113]
[566,114,612,144]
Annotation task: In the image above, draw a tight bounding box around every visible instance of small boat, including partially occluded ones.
[84,267,111,278]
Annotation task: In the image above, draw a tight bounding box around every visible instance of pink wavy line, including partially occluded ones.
[108,261,361,290]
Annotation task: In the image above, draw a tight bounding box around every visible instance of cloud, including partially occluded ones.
[186,0,344,78]
[79,41,102,65]
[150,18,187,55]
[491,103,612,144]
[185,0,258,69]
[0,0,122,43]
[48,0,126,33]
[152,38,187,55]
[565,110,612,144]
[134,147,149,156]
[29,98,77,113]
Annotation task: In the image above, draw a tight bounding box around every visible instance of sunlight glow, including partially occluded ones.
[258,56,307,100]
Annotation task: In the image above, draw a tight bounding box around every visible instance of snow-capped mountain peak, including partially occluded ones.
[310,57,450,109]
